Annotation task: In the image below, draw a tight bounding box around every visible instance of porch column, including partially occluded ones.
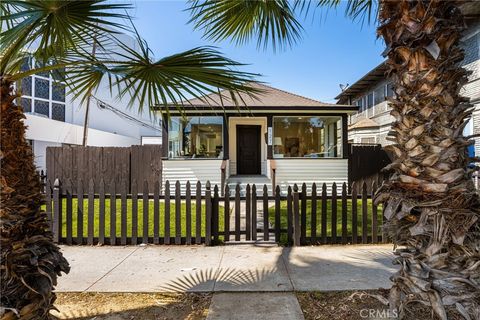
[161,117,168,159]
[267,115,273,159]
[223,115,229,160]
[342,115,349,159]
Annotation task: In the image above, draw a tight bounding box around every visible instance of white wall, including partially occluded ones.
[228,117,267,176]
[273,159,348,194]
[32,140,61,171]
[25,114,140,170]
[162,160,223,194]
[68,33,162,140]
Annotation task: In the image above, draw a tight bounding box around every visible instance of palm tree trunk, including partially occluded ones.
[375,0,480,319]
[1,77,69,319]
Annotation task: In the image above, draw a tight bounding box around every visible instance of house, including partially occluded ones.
[18,33,162,171]
[336,19,480,152]
[158,83,357,194]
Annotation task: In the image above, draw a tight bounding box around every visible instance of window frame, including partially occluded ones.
[16,57,67,121]
[167,116,224,160]
[272,115,343,159]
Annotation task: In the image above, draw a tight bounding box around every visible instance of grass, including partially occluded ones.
[268,199,383,244]
[52,292,210,319]
[45,199,223,238]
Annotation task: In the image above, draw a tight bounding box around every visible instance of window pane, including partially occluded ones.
[356,98,363,111]
[20,77,32,96]
[21,57,31,72]
[34,100,49,116]
[273,116,342,158]
[52,82,65,102]
[34,78,49,99]
[361,137,376,144]
[20,97,32,112]
[386,83,395,97]
[367,93,374,108]
[52,68,66,82]
[34,60,50,78]
[52,103,65,121]
[168,116,223,159]
[374,85,385,104]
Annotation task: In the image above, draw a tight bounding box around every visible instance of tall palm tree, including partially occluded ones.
[188,0,480,319]
[0,1,259,319]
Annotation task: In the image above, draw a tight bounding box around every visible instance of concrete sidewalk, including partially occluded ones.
[57,244,397,293]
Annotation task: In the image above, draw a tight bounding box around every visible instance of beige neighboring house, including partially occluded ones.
[336,19,480,151]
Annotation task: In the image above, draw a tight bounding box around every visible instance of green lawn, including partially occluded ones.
[45,199,223,238]
[268,199,383,244]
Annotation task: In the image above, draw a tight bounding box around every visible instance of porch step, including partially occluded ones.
[227,175,273,196]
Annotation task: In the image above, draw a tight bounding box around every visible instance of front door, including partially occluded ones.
[237,125,261,175]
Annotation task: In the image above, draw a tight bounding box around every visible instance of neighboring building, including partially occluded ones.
[159,83,357,194]
[17,34,162,171]
[335,61,394,145]
[336,19,480,150]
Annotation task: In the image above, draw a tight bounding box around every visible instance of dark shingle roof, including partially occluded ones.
[184,83,339,107]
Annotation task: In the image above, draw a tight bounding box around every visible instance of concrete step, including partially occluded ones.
[227,175,273,196]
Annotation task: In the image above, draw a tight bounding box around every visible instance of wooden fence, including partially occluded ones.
[348,143,391,191]
[46,145,162,193]
[44,179,387,246]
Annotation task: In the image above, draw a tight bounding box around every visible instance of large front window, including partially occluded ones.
[273,116,342,158]
[168,116,224,159]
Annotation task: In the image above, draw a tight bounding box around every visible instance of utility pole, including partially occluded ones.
[82,36,98,146]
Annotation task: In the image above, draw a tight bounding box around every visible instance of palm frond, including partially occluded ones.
[294,0,377,25]
[64,31,263,114]
[0,0,131,74]
[345,0,378,25]
[188,0,303,51]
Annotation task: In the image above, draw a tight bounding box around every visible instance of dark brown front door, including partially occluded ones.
[237,125,261,175]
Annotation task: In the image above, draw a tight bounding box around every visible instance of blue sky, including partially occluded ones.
[129,1,385,103]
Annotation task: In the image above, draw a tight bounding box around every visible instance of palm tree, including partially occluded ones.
[0,1,259,319]
[188,0,480,319]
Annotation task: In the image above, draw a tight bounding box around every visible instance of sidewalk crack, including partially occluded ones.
[212,246,226,292]
[84,246,140,292]
[280,248,295,292]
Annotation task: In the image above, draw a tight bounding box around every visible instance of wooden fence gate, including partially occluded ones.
[44,179,386,246]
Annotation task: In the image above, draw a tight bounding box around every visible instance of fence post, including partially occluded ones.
[205,181,212,246]
[213,185,219,243]
[245,184,251,241]
[293,184,300,246]
[263,184,269,241]
[52,179,62,244]
[45,179,53,230]
[287,186,293,245]
[331,182,337,244]
[274,185,281,243]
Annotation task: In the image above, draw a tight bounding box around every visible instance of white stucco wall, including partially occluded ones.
[25,114,140,171]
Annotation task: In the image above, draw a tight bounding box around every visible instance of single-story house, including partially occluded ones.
[158,83,357,194]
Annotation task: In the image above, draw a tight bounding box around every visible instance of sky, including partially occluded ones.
[128,1,385,103]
